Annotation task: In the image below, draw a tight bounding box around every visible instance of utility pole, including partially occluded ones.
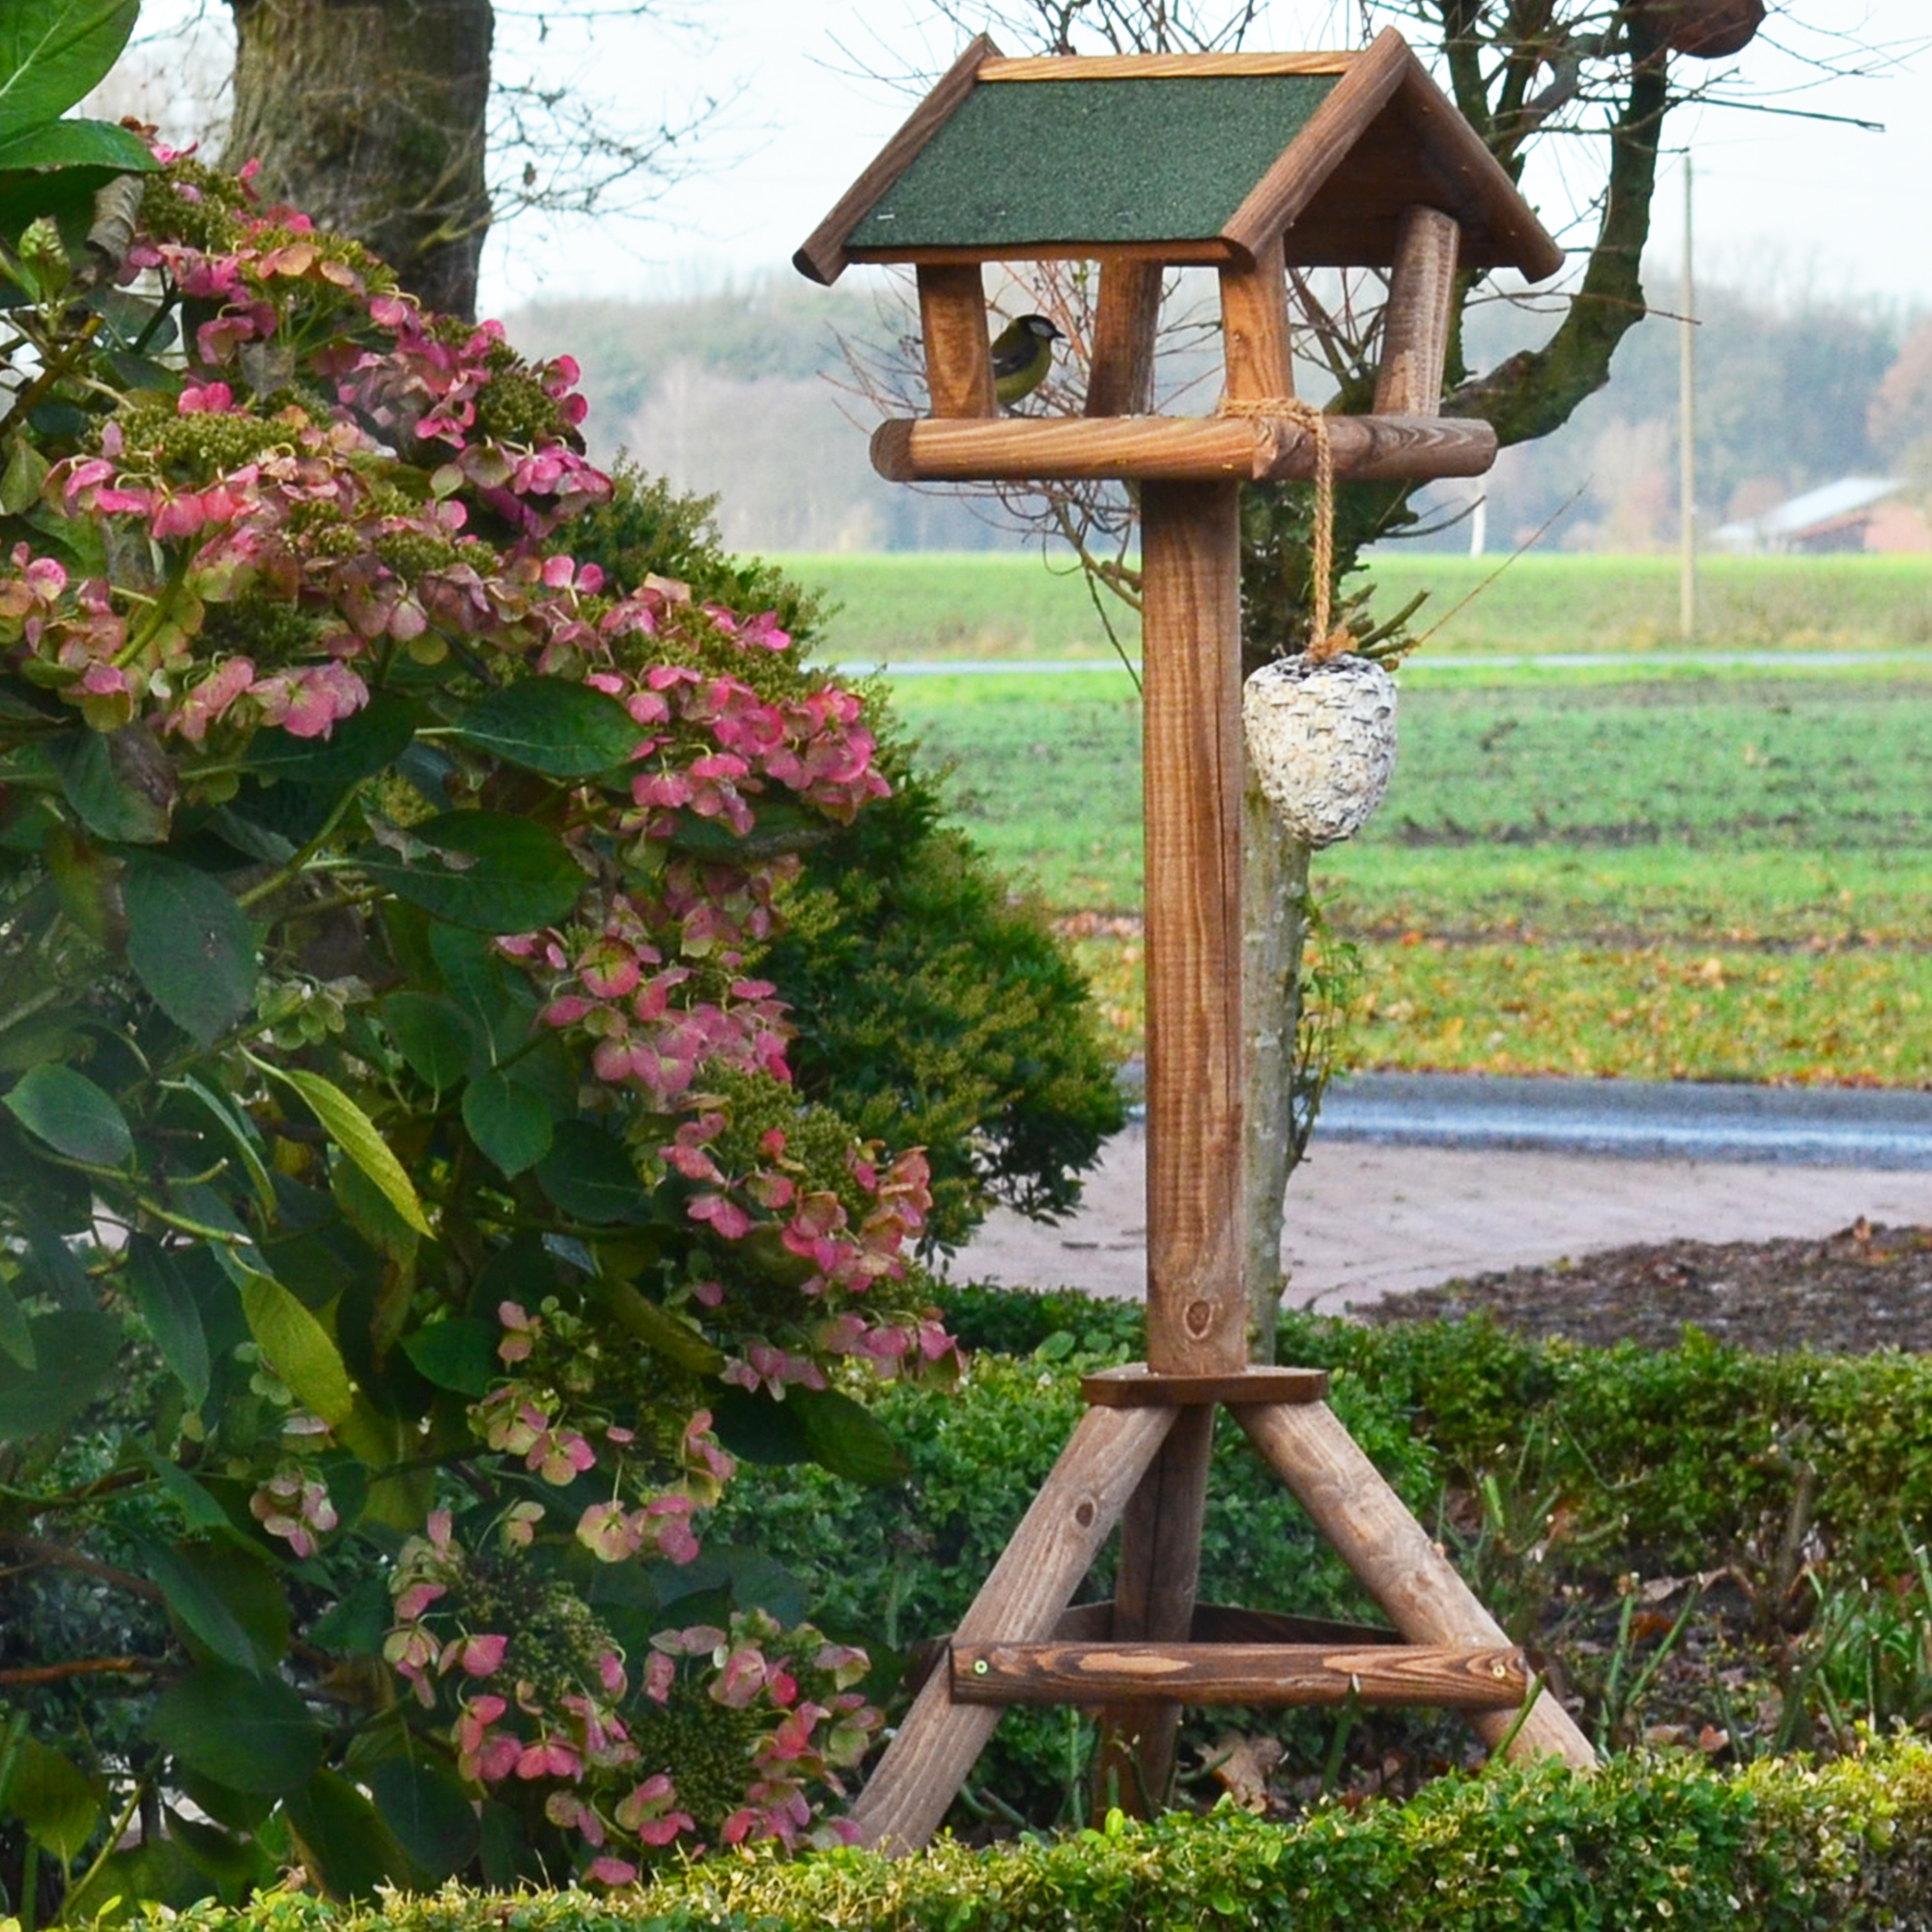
[1678,152,1697,639]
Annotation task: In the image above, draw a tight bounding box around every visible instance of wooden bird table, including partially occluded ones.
[847,433,1595,1854]
[796,29,1596,1853]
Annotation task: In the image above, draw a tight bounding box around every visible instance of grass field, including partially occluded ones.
[786,551,1932,664]
[873,621,1932,1086]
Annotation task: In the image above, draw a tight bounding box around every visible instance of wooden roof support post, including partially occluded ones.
[1218,242,1295,402]
[918,263,999,417]
[1085,258,1162,417]
[1373,205,1461,415]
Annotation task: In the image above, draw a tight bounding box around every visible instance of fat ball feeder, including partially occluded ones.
[798,28,1595,1852]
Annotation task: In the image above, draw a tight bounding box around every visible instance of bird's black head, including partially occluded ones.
[1018,315,1062,343]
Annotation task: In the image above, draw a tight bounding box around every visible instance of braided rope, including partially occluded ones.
[1214,395,1351,663]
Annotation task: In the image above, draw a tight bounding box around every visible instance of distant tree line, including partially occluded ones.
[505,268,1925,557]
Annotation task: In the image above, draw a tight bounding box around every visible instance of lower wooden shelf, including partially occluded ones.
[951,1638,1527,1709]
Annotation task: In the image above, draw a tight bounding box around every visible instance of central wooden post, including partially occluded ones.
[1141,479,1249,1374]
[1095,479,1248,1809]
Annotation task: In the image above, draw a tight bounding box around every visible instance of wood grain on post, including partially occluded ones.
[1236,1402,1598,1769]
[918,264,998,418]
[979,51,1354,80]
[1086,259,1163,418]
[1141,480,1247,1378]
[1373,205,1461,415]
[849,1402,1176,1854]
[871,412,1497,484]
[953,1640,1527,1709]
[1218,246,1295,402]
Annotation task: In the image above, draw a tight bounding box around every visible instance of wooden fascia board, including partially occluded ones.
[1390,65,1566,282]
[1216,26,1412,266]
[793,34,1003,286]
[977,50,1354,80]
[843,239,1236,270]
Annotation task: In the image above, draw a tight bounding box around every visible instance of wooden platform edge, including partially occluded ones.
[871,412,1497,484]
[1081,1364,1328,1407]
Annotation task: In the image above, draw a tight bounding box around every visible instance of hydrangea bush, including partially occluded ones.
[0,69,1014,1912]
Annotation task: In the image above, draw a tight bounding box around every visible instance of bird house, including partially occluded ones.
[797,34,1594,1857]
[798,28,1562,487]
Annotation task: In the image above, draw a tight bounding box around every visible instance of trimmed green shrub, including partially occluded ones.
[573,474,1128,1251]
[90,1738,1932,1929]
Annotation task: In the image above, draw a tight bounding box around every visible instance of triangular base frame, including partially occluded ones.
[850,1367,1593,1852]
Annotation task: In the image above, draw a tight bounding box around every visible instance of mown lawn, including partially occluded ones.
[788,549,1932,662]
[881,656,1932,1087]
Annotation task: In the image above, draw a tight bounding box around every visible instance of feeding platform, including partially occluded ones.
[799,29,1590,1854]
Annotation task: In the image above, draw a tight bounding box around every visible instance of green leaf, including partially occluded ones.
[400,1317,499,1398]
[243,692,417,786]
[140,1441,242,1540]
[0,432,47,514]
[173,1074,276,1219]
[791,1383,909,1486]
[0,1277,33,1370]
[709,1385,812,1466]
[123,853,257,1045]
[267,1065,432,1236]
[448,678,642,779]
[536,1121,646,1223]
[0,114,153,171]
[0,1737,102,1861]
[241,1272,355,1429]
[0,0,140,130]
[164,1806,267,1892]
[381,991,476,1092]
[123,1237,211,1406]
[358,810,583,932]
[149,1662,324,1797]
[462,1066,553,1177]
[139,1537,288,1675]
[1,1061,130,1164]
[362,1759,478,1885]
[240,1269,397,1470]
[48,724,172,841]
[596,1272,724,1375]
[284,1767,424,1900]
[0,1308,119,1439]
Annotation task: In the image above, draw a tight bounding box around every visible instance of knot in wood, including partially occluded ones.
[1183,1297,1216,1341]
[1073,1499,1096,1528]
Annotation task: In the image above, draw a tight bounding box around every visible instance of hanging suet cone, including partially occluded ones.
[1242,651,1398,849]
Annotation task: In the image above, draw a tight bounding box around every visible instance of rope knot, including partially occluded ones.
[1213,394,1348,660]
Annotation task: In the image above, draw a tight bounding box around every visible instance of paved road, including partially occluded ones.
[947,1075,1932,1314]
[1321,1072,1932,1168]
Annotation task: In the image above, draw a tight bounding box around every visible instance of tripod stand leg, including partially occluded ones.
[1236,1400,1595,1769]
[851,1401,1178,1853]
[1094,1402,1217,1812]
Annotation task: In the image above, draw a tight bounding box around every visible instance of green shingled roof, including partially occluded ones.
[846,72,1339,251]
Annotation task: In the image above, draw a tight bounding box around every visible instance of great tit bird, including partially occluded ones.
[990,313,1062,406]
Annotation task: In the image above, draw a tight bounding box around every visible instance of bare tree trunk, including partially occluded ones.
[1240,772,1309,1362]
[224,0,494,319]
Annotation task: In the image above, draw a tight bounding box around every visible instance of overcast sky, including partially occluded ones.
[128,2,1932,316]
[476,1,1932,316]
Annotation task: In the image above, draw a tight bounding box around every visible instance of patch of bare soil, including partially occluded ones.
[1357,1219,1932,1354]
